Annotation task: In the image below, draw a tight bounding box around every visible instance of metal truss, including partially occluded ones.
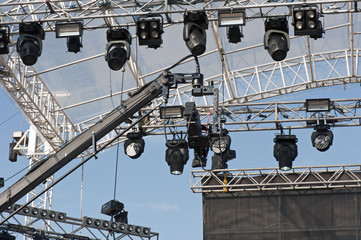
[191,164,361,193]
[0,205,159,240]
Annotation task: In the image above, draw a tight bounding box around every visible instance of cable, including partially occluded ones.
[0,112,19,128]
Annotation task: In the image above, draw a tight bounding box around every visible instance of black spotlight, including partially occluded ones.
[311,125,333,152]
[9,141,17,162]
[67,36,82,53]
[227,26,243,44]
[105,28,131,71]
[136,15,164,49]
[183,11,208,56]
[273,134,298,171]
[210,131,236,170]
[165,139,189,175]
[293,6,324,39]
[0,26,10,54]
[55,21,83,53]
[17,22,45,66]
[264,17,290,61]
[124,132,145,159]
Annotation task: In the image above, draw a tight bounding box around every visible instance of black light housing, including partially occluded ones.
[273,134,298,171]
[124,132,145,159]
[17,22,45,66]
[210,132,236,170]
[227,25,243,44]
[9,141,17,162]
[165,139,189,175]
[0,26,10,54]
[264,17,290,61]
[136,16,164,49]
[311,125,333,152]
[293,6,324,39]
[105,28,131,71]
[183,11,208,56]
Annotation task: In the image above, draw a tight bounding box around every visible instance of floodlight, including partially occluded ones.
[227,26,243,44]
[311,125,333,152]
[218,9,246,27]
[17,22,45,66]
[273,134,298,171]
[264,17,290,61]
[55,21,83,38]
[183,11,208,56]
[124,132,145,159]
[306,98,330,112]
[136,16,163,49]
[159,105,184,119]
[105,28,131,71]
[0,26,10,54]
[165,139,189,175]
[293,6,324,39]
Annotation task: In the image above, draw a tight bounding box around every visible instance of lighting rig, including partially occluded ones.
[218,9,246,44]
[55,21,83,53]
[165,139,189,175]
[136,15,164,49]
[273,133,298,171]
[5,203,67,222]
[124,132,145,159]
[105,28,131,71]
[293,5,324,39]
[101,199,128,224]
[0,25,10,54]
[263,17,290,61]
[210,129,236,170]
[183,11,208,56]
[16,22,45,66]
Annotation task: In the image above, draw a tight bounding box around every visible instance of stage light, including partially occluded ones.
[101,199,124,216]
[227,26,243,44]
[67,36,82,53]
[56,21,83,38]
[183,11,208,56]
[5,204,67,221]
[218,9,246,27]
[165,139,189,175]
[9,142,17,162]
[311,125,333,152]
[306,98,330,112]
[0,26,10,54]
[159,105,184,119]
[293,6,324,39]
[136,16,163,49]
[105,28,131,71]
[273,134,298,171]
[210,132,236,170]
[264,17,290,61]
[17,22,45,66]
[124,132,145,159]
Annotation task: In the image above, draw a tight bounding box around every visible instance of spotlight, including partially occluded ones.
[293,6,324,39]
[311,125,333,152]
[227,26,243,44]
[264,17,290,61]
[183,11,208,56]
[0,26,10,54]
[273,134,298,171]
[17,22,45,66]
[210,131,236,170]
[105,28,131,71]
[136,15,164,49]
[56,21,83,53]
[124,132,145,159]
[165,139,189,175]
[9,141,17,162]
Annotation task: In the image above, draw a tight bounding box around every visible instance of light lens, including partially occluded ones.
[295,11,303,20]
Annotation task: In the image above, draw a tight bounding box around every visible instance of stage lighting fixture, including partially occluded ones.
[273,134,298,171]
[9,141,17,162]
[123,132,145,159]
[183,11,208,56]
[218,9,246,27]
[0,26,10,54]
[264,17,290,61]
[306,98,330,112]
[311,125,333,152]
[210,132,236,170]
[293,6,324,39]
[56,21,83,38]
[17,22,45,66]
[159,105,184,119]
[5,204,67,221]
[101,199,124,216]
[136,16,163,49]
[165,139,189,175]
[105,28,131,71]
[227,26,243,44]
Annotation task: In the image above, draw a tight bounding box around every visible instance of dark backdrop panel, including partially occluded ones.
[203,189,361,240]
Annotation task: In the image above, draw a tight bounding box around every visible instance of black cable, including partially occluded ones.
[0,112,19,128]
